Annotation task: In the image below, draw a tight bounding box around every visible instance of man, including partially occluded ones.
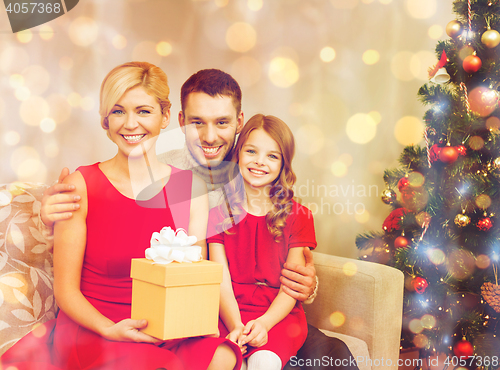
[41,69,357,370]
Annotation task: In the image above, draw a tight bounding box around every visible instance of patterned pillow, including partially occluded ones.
[0,182,56,356]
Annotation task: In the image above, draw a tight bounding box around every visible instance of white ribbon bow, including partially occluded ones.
[145,227,201,264]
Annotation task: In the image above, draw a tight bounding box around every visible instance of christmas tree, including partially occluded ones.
[356,0,500,365]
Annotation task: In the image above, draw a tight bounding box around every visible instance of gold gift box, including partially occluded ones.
[130,258,222,340]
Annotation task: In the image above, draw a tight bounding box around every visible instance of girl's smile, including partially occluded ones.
[239,128,282,191]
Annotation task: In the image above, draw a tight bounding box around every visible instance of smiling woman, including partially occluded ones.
[0,61,242,370]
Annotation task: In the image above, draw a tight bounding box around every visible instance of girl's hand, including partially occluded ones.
[239,319,268,348]
[226,325,247,354]
[101,319,159,343]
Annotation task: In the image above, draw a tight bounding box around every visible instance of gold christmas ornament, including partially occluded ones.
[482,29,500,48]
[381,189,397,204]
[481,282,500,313]
[454,213,471,227]
[446,20,463,38]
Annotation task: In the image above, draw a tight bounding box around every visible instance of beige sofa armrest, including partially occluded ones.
[303,252,404,370]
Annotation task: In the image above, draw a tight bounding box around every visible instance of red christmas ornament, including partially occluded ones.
[382,208,409,232]
[477,217,493,231]
[469,86,499,117]
[456,145,466,156]
[463,54,482,73]
[398,177,410,191]
[439,146,459,163]
[453,338,474,358]
[429,144,442,163]
[411,277,428,294]
[394,236,409,249]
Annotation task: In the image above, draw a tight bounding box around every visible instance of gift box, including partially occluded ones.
[130,258,223,340]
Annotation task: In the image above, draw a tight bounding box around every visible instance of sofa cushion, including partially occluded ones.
[0,182,56,356]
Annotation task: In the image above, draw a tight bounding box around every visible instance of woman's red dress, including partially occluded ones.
[1,163,241,370]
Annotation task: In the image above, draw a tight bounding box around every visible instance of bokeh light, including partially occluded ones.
[486,116,500,132]
[215,0,229,7]
[362,50,380,65]
[406,0,436,19]
[22,65,50,95]
[32,323,48,338]
[39,24,54,41]
[40,118,56,133]
[132,41,161,66]
[20,96,50,126]
[458,45,474,60]
[69,17,99,47]
[4,131,21,146]
[331,161,348,177]
[268,57,299,88]
[468,135,484,150]
[0,190,13,206]
[320,47,336,63]
[343,262,358,276]
[368,111,382,124]
[9,74,24,88]
[15,87,31,101]
[391,51,414,81]
[48,94,72,124]
[476,254,490,269]
[17,30,33,43]
[330,0,358,9]
[68,92,82,107]
[0,46,30,74]
[226,22,257,53]
[408,171,425,187]
[156,41,173,56]
[0,273,28,304]
[247,0,263,11]
[355,210,370,224]
[413,334,429,348]
[421,314,436,329]
[10,146,47,182]
[329,311,346,327]
[446,249,475,280]
[231,56,262,87]
[346,113,377,144]
[112,35,127,50]
[394,116,424,145]
[296,124,325,155]
[410,51,436,80]
[475,194,491,209]
[427,248,445,265]
[428,25,443,39]
[409,318,424,334]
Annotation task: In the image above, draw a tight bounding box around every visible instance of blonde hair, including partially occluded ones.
[221,114,297,241]
[99,61,172,129]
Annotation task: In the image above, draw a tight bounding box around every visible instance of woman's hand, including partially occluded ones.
[239,319,268,348]
[101,319,159,343]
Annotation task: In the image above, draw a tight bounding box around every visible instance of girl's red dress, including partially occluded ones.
[207,200,316,368]
[1,163,241,370]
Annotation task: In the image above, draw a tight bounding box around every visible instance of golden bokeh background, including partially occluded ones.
[0,0,453,257]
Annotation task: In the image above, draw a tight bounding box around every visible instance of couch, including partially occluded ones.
[0,182,404,370]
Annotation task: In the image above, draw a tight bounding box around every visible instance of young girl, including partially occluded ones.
[207,114,316,370]
[1,62,241,370]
